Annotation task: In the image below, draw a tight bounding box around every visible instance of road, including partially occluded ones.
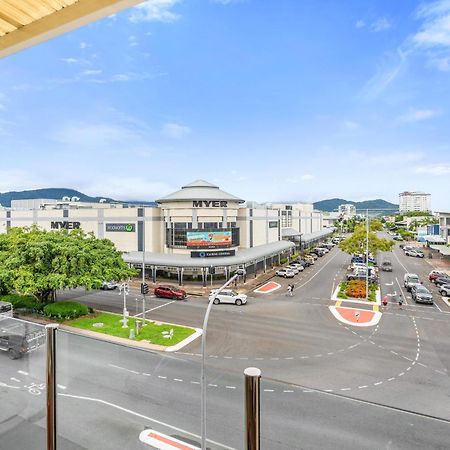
[1,243,450,449]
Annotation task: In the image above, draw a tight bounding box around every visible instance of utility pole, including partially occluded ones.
[366,208,369,301]
[142,212,147,326]
[119,283,129,328]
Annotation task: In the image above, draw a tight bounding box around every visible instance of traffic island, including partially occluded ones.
[62,312,201,352]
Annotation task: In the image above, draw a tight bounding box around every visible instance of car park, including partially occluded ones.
[101,281,118,290]
[381,261,393,272]
[434,276,450,287]
[209,289,247,306]
[405,249,425,258]
[404,273,421,292]
[154,285,187,300]
[276,268,295,278]
[411,284,434,304]
[439,284,450,296]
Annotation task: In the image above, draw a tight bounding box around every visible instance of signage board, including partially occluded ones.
[50,221,80,230]
[191,250,236,258]
[192,200,228,207]
[186,230,232,249]
[268,221,278,228]
[105,223,136,232]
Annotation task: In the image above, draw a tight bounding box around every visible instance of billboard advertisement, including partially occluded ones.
[186,231,232,249]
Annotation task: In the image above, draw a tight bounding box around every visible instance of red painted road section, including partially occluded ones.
[335,307,375,324]
[254,281,281,294]
[139,430,200,449]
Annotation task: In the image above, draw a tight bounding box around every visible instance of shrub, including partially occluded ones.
[346,280,366,298]
[43,302,89,320]
[280,257,288,265]
[0,294,43,312]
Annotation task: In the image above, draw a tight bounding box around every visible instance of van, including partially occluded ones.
[404,273,420,292]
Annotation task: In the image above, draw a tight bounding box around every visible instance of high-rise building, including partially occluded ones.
[399,192,431,213]
[338,204,356,218]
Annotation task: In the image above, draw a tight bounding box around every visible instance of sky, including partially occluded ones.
[0,0,449,209]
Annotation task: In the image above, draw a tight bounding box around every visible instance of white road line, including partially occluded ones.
[388,377,395,381]
[17,370,29,376]
[134,301,175,317]
[57,384,67,390]
[10,377,21,383]
[191,381,200,385]
[434,302,443,313]
[358,385,368,389]
[108,364,139,375]
[374,381,383,386]
[208,384,218,387]
[294,251,340,290]
[142,373,151,377]
[59,393,237,450]
[158,376,167,379]
[283,390,294,393]
[173,378,183,382]
[263,389,274,392]
[225,386,236,390]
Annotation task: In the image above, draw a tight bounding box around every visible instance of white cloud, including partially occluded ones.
[300,174,314,181]
[398,108,441,123]
[128,35,139,47]
[355,20,365,29]
[61,57,80,64]
[342,120,359,130]
[129,0,180,23]
[161,122,191,138]
[80,42,90,49]
[415,163,450,175]
[371,17,392,32]
[0,169,44,192]
[80,69,103,76]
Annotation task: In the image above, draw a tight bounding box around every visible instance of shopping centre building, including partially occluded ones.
[0,180,333,285]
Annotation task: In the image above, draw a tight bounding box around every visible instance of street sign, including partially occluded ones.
[139,430,200,449]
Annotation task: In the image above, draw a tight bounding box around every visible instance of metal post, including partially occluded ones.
[46,323,58,450]
[142,217,147,325]
[201,273,241,450]
[244,367,261,450]
[366,209,369,301]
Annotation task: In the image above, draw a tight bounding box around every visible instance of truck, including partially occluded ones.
[0,313,45,360]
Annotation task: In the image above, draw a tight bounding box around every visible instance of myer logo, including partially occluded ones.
[50,221,81,230]
[192,200,228,207]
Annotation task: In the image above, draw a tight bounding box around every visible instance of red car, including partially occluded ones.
[429,271,447,282]
[154,285,187,300]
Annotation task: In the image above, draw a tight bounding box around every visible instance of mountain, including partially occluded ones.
[0,188,156,207]
[313,198,398,214]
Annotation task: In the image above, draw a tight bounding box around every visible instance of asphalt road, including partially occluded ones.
[1,243,450,449]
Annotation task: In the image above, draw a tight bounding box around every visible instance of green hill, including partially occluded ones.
[314,198,398,214]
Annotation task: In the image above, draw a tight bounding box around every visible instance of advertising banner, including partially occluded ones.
[105,223,136,232]
[186,231,232,249]
[191,250,236,258]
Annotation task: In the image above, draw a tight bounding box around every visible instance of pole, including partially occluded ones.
[142,214,147,326]
[120,283,129,328]
[46,323,58,450]
[366,209,369,301]
[244,367,261,450]
[201,272,241,450]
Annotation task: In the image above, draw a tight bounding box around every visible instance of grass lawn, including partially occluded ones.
[67,312,195,346]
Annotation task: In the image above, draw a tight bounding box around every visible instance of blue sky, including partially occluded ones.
[0,0,449,209]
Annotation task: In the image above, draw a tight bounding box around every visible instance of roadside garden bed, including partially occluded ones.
[337,281,377,302]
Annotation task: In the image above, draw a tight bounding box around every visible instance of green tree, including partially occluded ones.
[0,227,136,303]
[339,225,394,255]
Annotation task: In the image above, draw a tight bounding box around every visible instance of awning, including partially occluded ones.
[429,245,450,256]
[281,228,301,237]
[301,228,335,245]
[0,0,143,58]
[425,236,447,244]
[123,241,295,268]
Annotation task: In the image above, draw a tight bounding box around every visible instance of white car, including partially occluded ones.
[101,281,118,290]
[209,289,247,306]
[289,263,305,271]
[405,249,424,258]
[287,265,300,274]
[276,269,295,278]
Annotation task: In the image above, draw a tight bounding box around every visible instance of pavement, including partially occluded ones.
[2,243,450,449]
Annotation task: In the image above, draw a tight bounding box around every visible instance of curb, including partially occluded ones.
[165,328,202,352]
[328,305,382,327]
[331,285,381,305]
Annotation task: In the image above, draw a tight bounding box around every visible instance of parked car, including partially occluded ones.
[154,285,187,300]
[351,256,365,264]
[304,255,315,265]
[439,284,450,296]
[411,284,434,304]
[276,269,295,278]
[209,289,247,306]
[404,273,421,292]
[346,273,377,282]
[393,235,404,241]
[101,281,118,290]
[287,265,300,274]
[290,263,305,271]
[381,261,393,272]
[405,249,425,258]
[402,245,414,252]
[434,276,450,287]
[308,253,318,260]
[429,271,448,282]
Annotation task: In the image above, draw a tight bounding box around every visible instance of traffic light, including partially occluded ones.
[141,283,149,295]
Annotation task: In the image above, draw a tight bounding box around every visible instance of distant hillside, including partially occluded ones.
[0,188,156,207]
[314,198,398,214]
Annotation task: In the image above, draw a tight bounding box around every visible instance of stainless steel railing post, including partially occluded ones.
[244,367,261,450]
[46,324,59,450]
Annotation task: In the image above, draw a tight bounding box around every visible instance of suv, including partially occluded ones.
[276,268,295,278]
[439,284,450,296]
[411,284,433,304]
[405,249,424,258]
[154,285,187,300]
[290,262,306,270]
[404,273,420,292]
[209,289,247,306]
[380,261,393,272]
[347,272,377,282]
[304,255,315,265]
[434,276,450,287]
[101,281,118,290]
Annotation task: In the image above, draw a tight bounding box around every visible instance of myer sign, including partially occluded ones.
[105,223,136,232]
[51,221,80,230]
[192,200,228,207]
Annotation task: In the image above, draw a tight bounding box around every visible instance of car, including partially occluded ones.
[405,249,424,258]
[319,247,330,253]
[290,262,305,270]
[304,255,315,265]
[311,248,326,256]
[276,269,295,278]
[209,289,247,306]
[308,253,318,260]
[380,261,393,272]
[346,273,377,282]
[434,276,450,287]
[404,273,421,292]
[439,284,450,296]
[154,285,187,300]
[101,281,118,290]
[411,284,433,304]
[351,256,365,264]
[402,245,414,252]
[429,271,448,282]
[393,235,404,241]
[287,265,300,274]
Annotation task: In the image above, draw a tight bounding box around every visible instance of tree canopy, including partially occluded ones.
[0,227,136,302]
[339,224,394,255]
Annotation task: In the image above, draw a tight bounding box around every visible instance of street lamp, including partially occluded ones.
[200,268,246,450]
[118,282,130,328]
[366,209,369,302]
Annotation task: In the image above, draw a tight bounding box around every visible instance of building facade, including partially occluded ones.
[338,204,356,219]
[399,192,431,213]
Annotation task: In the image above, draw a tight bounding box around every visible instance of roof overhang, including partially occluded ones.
[0,0,144,59]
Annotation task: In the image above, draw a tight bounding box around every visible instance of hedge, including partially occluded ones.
[0,294,43,312]
[43,301,89,320]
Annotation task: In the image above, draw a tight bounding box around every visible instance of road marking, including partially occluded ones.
[59,394,236,450]
[173,379,183,382]
[143,373,152,377]
[395,277,408,305]
[139,429,200,450]
[388,377,395,381]
[10,377,21,383]
[225,386,236,390]
[158,376,167,379]
[57,384,67,390]
[374,382,383,386]
[108,364,139,375]
[283,390,294,393]
[17,370,29,376]
[264,389,274,392]
[190,381,200,385]
[358,385,368,389]
[134,301,176,317]
[294,251,340,290]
